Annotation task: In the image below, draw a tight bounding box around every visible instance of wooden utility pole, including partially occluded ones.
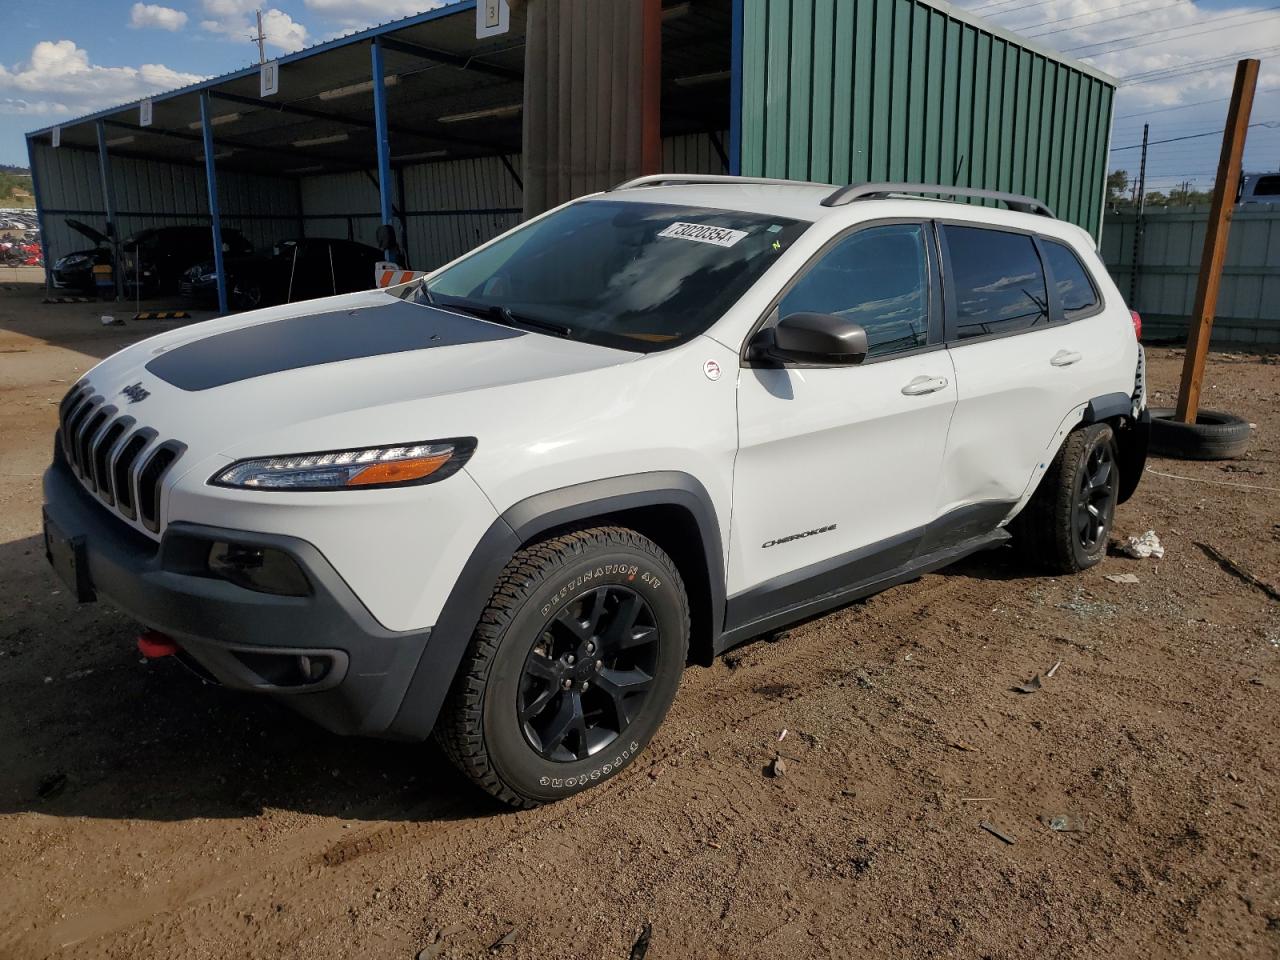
[1175,58,1259,423]
[253,10,266,64]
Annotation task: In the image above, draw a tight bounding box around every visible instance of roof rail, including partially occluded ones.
[821,182,1056,218]
[609,173,834,192]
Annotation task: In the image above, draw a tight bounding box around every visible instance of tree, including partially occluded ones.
[1107,169,1130,203]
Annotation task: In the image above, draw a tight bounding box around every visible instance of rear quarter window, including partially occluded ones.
[1042,239,1102,319]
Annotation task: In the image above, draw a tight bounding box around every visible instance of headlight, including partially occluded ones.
[198,273,217,282]
[57,254,90,268]
[210,439,475,491]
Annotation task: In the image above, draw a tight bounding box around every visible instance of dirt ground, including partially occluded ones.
[1,266,1277,960]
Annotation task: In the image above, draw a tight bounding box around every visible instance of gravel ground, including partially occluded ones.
[1,269,1277,959]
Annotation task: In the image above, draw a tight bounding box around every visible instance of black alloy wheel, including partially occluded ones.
[1012,422,1118,574]
[518,585,660,762]
[1076,440,1115,553]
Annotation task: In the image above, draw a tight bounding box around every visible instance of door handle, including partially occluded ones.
[1050,349,1083,367]
[901,375,950,396]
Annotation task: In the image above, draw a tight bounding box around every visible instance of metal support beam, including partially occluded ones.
[371,38,397,262]
[499,154,523,191]
[102,119,364,172]
[209,90,517,156]
[25,135,53,293]
[95,121,124,301]
[728,0,744,176]
[375,35,521,82]
[200,91,229,315]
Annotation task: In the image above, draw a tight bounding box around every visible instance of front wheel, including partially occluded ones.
[1013,422,1119,575]
[436,527,689,808]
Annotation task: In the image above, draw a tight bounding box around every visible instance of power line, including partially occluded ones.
[1120,45,1280,85]
[1116,87,1280,119]
[1110,120,1280,151]
[966,0,1059,17]
[1027,0,1184,39]
[1068,6,1280,56]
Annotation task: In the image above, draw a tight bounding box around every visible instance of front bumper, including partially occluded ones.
[42,455,432,738]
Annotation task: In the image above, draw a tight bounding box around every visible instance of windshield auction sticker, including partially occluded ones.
[657,222,749,248]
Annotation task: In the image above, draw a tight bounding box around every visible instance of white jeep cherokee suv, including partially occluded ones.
[43,176,1148,808]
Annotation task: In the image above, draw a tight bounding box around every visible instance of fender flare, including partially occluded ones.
[386,471,725,740]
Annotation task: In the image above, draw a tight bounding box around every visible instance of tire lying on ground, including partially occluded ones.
[1148,407,1251,461]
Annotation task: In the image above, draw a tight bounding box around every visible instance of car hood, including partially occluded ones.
[79,289,637,463]
[65,218,109,246]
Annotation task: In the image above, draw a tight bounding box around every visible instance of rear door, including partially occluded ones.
[729,222,957,625]
[934,223,1114,535]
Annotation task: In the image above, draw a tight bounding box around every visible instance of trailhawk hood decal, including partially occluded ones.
[146,299,522,390]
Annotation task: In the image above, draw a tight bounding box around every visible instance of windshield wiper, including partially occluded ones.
[429,294,573,339]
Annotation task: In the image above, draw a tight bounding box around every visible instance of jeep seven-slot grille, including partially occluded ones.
[57,383,185,533]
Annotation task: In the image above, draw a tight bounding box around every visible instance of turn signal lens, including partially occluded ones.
[211,439,475,491]
[346,453,453,486]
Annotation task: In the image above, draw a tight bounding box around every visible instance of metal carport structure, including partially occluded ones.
[24,0,1112,314]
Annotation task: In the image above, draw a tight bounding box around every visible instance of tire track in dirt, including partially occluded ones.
[58,574,978,958]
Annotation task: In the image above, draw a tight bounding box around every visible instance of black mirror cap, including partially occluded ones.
[750,312,869,366]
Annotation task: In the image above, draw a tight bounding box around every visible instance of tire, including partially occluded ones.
[1013,423,1119,575]
[1148,407,1251,461]
[435,526,690,809]
[231,281,262,312]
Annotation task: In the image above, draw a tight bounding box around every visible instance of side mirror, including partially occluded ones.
[748,312,868,366]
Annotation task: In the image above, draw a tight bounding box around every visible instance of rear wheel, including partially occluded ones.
[1014,423,1119,574]
[436,526,689,808]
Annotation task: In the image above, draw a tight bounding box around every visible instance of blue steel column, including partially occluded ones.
[200,91,229,315]
[371,38,396,262]
[728,0,744,176]
[95,120,123,301]
[25,134,53,291]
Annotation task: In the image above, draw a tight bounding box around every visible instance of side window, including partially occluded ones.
[1042,239,1101,319]
[1254,175,1280,197]
[942,225,1049,340]
[778,223,930,359]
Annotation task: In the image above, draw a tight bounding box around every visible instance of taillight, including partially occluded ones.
[1129,309,1142,340]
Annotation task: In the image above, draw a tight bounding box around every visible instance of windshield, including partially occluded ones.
[419,199,809,352]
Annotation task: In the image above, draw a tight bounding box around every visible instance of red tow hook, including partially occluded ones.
[137,630,179,659]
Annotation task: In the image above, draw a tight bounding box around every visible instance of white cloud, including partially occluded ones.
[200,1,310,53]
[0,40,204,117]
[130,3,189,31]
[303,0,447,31]
[962,0,1280,186]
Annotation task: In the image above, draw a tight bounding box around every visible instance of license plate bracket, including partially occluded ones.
[43,509,96,603]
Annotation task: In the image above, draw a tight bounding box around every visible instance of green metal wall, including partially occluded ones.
[738,0,1115,236]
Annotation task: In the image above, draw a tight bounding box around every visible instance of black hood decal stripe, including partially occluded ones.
[145,299,523,391]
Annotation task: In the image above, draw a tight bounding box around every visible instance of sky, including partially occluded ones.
[1,0,1278,190]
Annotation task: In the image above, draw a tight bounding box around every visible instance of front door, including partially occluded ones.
[728,222,957,630]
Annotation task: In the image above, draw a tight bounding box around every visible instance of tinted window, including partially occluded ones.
[943,226,1049,339]
[778,223,930,358]
[1042,240,1100,319]
[1255,175,1280,197]
[423,200,809,353]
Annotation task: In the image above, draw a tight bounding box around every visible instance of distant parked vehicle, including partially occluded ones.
[53,221,253,294]
[121,226,253,295]
[1238,172,1280,205]
[51,220,112,290]
[181,237,384,311]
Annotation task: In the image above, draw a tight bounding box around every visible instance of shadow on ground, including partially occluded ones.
[0,532,499,825]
